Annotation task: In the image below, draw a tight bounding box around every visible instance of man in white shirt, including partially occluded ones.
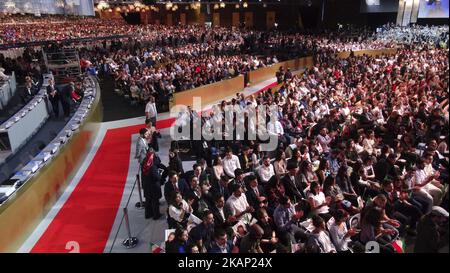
[145,96,157,126]
[258,156,275,185]
[222,149,241,178]
[267,118,288,147]
[267,119,284,136]
[226,184,254,222]
[413,159,443,206]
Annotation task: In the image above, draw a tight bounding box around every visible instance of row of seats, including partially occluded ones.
[0,75,98,204]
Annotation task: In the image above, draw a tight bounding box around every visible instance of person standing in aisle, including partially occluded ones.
[141,148,164,220]
[46,78,61,118]
[145,96,157,128]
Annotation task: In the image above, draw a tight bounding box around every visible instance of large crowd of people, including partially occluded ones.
[82,26,400,111]
[0,16,132,46]
[0,14,448,253]
[137,27,449,253]
[376,23,449,48]
[1,17,403,112]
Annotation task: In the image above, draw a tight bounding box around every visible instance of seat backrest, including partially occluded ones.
[347,213,361,229]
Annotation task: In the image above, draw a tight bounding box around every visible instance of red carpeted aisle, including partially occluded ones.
[30,82,276,253]
[31,124,142,253]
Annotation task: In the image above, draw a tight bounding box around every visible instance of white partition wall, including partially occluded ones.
[7,96,49,153]
[397,0,420,26]
[410,0,421,22]
[0,74,52,161]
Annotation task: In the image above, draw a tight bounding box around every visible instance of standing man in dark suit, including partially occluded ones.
[46,78,60,118]
[20,81,38,103]
[141,149,164,219]
[282,161,306,203]
[60,82,74,118]
[164,171,189,203]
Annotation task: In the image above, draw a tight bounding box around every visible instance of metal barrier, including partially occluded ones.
[135,173,145,210]
[107,172,142,251]
[122,207,138,249]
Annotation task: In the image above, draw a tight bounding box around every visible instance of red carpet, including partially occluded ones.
[31,124,141,253]
[30,81,276,252]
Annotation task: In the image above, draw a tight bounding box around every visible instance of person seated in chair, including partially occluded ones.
[167,191,192,229]
[273,196,309,246]
[164,171,189,203]
[239,224,265,253]
[256,208,289,253]
[189,210,216,253]
[165,228,190,253]
[230,168,246,193]
[226,183,254,222]
[306,215,336,253]
[245,174,266,211]
[360,206,396,253]
[414,206,449,253]
[329,209,361,253]
[380,179,422,236]
[282,161,306,204]
[184,164,210,187]
[207,228,235,253]
[211,175,231,201]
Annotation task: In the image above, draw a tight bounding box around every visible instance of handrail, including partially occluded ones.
[0,74,52,134]
[0,75,99,206]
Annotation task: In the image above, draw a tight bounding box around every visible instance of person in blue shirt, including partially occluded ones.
[165,228,190,253]
[207,229,234,253]
[87,65,97,77]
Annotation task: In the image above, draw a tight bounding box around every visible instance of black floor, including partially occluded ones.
[0,90,27,124]
[0,114,68,184]
[99,77,145,122]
